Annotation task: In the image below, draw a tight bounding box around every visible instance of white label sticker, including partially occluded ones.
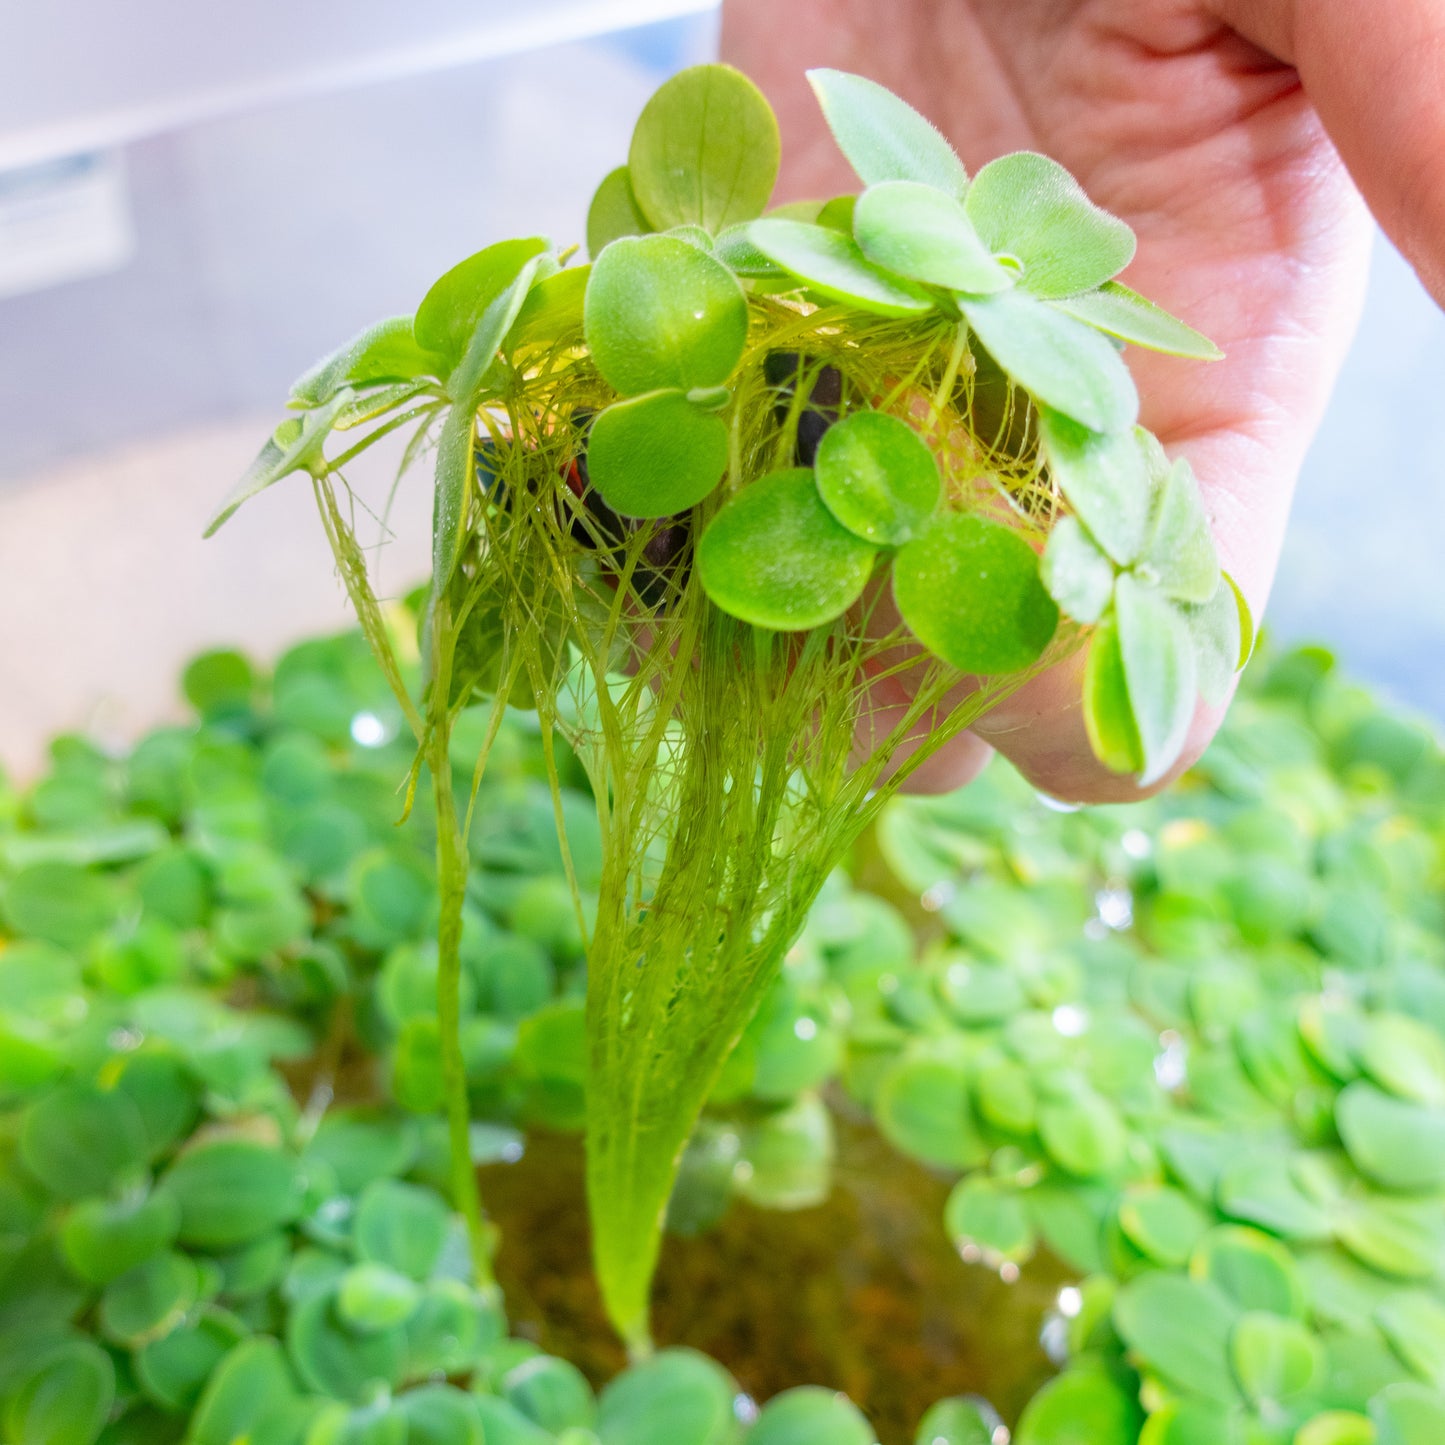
[0,150,134,302]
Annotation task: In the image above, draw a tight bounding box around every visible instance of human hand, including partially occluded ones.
[723,0,1443,800]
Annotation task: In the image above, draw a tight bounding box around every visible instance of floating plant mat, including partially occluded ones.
[4,620,1445,1443]
[205,60,1240,1354]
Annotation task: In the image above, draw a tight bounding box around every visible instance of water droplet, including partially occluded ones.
[793,1016,819,1041]
[1154,1030,1187,1090]
[1057,1285,1083,1318]
[1121,828,1152,860]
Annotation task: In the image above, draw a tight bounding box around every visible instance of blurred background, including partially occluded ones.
[2,0,1442,775]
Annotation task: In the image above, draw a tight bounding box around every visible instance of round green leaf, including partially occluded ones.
[1358,1017,1445,1107]
[587,166,650,258]
[1216,1155,1333,1242]
[61,1187,182,1285]
[110,1051,202,1158]
[403,1280,503,1380]
[963,289,1138,433]
[1014,1363,1141,1445]
[163,1138,304,1250]
[1037,1090,1127,1179]
[628,64,779,233]
[1334,1196,1442,1280]
[697,468,877,630]
[303,1110,419,1195]
[286,1288,406,1403]
[813,409,941,545]
[747,218,935,316]
[399,1384,485,1445]
[3,1340,114,1445]
[874,1053,984,1170]
[99,1250,200,1346]
[892,513,1058,674]
[854,179,1010,296]
[414,237,550,368]
[2,863,119,950]
[1295,1412,1378,1445]
[1118,1185,1210,1267]
[945,1176,1035,1263]
[20,1082,148,1200]
[135,1308,248,1412]
[749,1387,872,1445]
[735,1095,835,1212]
[1230,1311,1320,1405]
[189,1337,300,1445]
[353,1179,450,1281]
[964,152,1136,298]
[597,1349,739,1445]
[584,234,748,396]
[337,1263,421,1333]
[1337,1083,1445,1192]
[1371,1383,1445,1444]
[1140,456,1219,604]
[504,1355,597,1432]
[1191,1226,1307,1319]
[182,649,255,718]
[585,390,729,520]
[807,69,968,196]
[1114,1273,1239,1403]
[1377,1290,1445,1387]
[914,1398,999,1445]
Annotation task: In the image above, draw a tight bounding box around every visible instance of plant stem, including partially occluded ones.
[426,603,497,1290]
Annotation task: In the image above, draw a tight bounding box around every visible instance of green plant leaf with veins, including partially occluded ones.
[627,64,779,233]
[814,409,942,545]
[853,180,1012,294]
[414,237,551,371]
[587,390,729,519]
[892,513,1059,674]
[965,151,1136,298]
[584,235,748,396]
[748,218,936,317]
[807,68,969,196]
[964,290,1139,433]
[697,468,877,629]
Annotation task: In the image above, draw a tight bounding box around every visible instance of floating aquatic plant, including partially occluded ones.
[208,62,1243,1351]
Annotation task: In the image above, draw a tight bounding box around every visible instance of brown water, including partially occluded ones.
[480,1105,1069,1444]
